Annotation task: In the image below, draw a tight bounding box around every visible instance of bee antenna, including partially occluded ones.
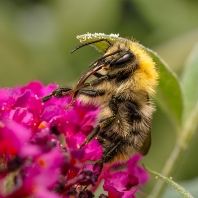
[71,39,112,53]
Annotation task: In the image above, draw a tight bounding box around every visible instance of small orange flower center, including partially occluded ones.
[38,158,46,167]
[38,121,47,129]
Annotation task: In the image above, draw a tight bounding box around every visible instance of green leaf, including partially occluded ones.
[181,43,198,122]
[144,165,194,198]
[76,33,183,130]
[144,48,183,130]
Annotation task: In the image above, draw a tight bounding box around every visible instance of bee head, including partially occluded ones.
[71,39,136,90]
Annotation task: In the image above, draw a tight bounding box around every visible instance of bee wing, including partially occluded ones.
[139,130,151,156]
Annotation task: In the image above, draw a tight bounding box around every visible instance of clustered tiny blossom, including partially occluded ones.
[0,81,149,198]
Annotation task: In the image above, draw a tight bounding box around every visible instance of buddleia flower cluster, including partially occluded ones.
[0,81,149,198]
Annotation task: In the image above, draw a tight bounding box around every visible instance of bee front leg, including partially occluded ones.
[41,74,108,102]
[41,86,73,102]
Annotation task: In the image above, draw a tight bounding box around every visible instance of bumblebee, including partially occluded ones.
[42,36,158,165]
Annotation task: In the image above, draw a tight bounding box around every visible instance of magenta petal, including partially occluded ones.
[21,81,52,98]
[34,187,61,198]
[127,154,149,184]
[41,105,63,122]
[20,144,42,158]
[103,184,124,198]
[127,154,142,167]
[103,171,138,198]
[80,125,94,135]
[70,149,84,160]
[36,147,64,169]
[122,188,137,198]
[64,109,80,124]
[0,120,31,155]
[83,163,101,177]
[84,139,102,161]
[0,89,9,106]
[104,172,129,191]
[34,168,61,188]
[66,133,102,161]
[72,101,99,126]
[66,132,85,149]
[14,89,31,107]
[133,166,149,185]
[8,108,33,126]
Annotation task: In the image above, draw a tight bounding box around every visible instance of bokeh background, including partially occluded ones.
[1,0,198,197]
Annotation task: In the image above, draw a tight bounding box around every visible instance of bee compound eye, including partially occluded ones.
[109,59,117,65]
[111,51,135,66]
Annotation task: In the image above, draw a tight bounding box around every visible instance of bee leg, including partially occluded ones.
[80,116,115,148]
[78,89,105,97]
[41,86,72,102]
[41,73,108,102]
[89,75,108,86]
[98,140,123,165]
[80,125,101,148]
[93,72,104,78]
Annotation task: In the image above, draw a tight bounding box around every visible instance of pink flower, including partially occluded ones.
[0,81,149,198]
[0,119,31,156]
[102,154,149,198]
[103,171,137,198]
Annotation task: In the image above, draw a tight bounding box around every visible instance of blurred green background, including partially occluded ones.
[1,0,198,197]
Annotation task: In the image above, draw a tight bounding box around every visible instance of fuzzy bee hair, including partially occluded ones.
[42,38,158,165]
